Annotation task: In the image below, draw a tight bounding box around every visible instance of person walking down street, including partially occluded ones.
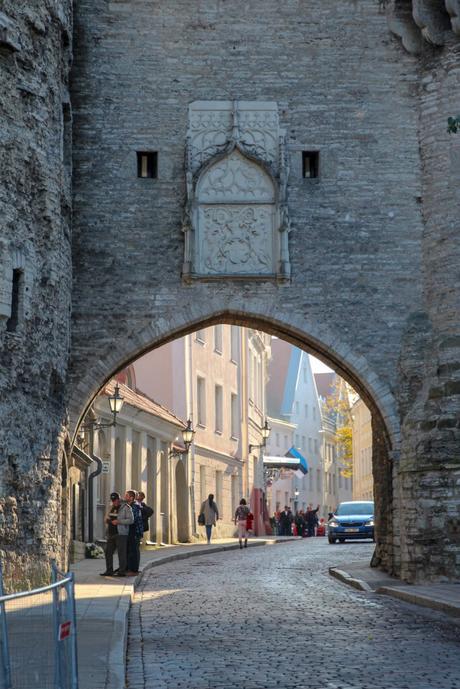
[125,490,144,575]
[137,491,154,538]
[306,504,320,537]
[279,506,293,536]
[100,492,134,577]
[295,511,305,538]
[199,493,219,544]
[234,498,250,549]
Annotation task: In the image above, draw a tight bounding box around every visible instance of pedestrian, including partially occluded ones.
[306,503,320,537]
[279,505,293,536]
[199,493,219,544]
[125,490,144,575]
[137,491,154,536]
[234,498,250,549]
[295,510,305,538]
[100,492,134,577]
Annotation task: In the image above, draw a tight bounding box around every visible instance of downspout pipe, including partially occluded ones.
[88,453,103,543]
[73,445,103,544]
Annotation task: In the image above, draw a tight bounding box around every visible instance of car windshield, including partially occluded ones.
[335,502,374,516]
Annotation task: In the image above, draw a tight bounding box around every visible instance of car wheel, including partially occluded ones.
[328,537,336,544]
[338,538,345,543]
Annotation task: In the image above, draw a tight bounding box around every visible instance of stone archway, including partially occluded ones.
[175,460,189,543]
[67,310,398,574]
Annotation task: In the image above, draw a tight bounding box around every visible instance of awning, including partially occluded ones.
[263,447,309,475]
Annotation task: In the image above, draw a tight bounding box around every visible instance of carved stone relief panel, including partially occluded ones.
[183,101,291,281]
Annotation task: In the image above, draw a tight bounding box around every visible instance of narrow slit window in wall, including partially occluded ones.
[302,151,319,179]
[6,269,22,332]
[137,151,158,178]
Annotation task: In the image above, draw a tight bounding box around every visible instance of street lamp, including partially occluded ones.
[80,383,125,431]
[249,419,271,454]
[294,488,299,513]
[169,419,195,459]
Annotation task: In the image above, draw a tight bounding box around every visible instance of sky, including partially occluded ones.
[309,354,333,374]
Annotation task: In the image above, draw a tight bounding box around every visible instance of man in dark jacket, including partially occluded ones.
[306,504,320,537]
[279,506,293,536]
[137,491,154,534]
[125,490,144,575]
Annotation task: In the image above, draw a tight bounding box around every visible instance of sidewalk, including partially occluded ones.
[71,536,297,689]
[329,561,460,619]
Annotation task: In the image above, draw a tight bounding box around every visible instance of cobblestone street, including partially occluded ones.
[126,540,460,689]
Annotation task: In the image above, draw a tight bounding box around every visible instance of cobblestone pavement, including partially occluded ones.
[126,540,460,689]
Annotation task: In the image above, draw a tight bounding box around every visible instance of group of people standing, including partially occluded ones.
[198,494,254,549]
[100,490,153,577]
[273,504,321,537]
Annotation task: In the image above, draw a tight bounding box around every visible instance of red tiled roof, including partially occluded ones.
[101,380,186,429]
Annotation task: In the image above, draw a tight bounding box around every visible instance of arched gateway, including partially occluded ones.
[1,0,459,586]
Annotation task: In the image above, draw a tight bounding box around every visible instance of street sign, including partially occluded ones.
[59,621,72,640]
[102,461,110,474]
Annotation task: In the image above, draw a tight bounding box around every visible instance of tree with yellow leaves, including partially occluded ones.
[321,377,355,479]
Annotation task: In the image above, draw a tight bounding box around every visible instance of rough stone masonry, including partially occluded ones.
[0,0,459,584]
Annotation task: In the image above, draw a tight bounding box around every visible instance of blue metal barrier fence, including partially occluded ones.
[0,561,78,689]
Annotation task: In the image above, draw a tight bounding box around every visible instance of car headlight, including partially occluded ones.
[365,520,374,527]
[329,521,340,528]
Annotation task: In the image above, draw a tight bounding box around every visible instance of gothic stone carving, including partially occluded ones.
[182,101,291,281]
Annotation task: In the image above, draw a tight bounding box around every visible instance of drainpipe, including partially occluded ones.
[88,454,103,543]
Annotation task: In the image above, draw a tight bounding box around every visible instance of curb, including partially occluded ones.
[328,567,373,592]
[111,538,297,689]
[376,586,460,618]
[329,567,460,620]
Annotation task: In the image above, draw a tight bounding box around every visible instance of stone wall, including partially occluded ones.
[397,33,460,582]
[0,1,73,586]
[0,0,458,583]
[70,0,424,576]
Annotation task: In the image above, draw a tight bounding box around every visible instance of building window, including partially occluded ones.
[196,329,206,344]
[302,150,319,179]
[231,474,238,514]
[231,393,239,439]
[309,471,313,490]
[316,469,321,493]
[304,404,308,418]
[214,325,223,354]
[302,436,306,451]
[314,439,318,454]
[6,269,23,333]
[137,151,158,178]
[284,435,288,448]
[339,473,343,489]
[200,465,206,503]
[276,433,280,447]
[214,385,223,434]
[313,407,316,420]
[230,326,239,362]
[295,434,300,447]
[303,367,308,383]
[295,401,299,415]
[197,376,206,426]
[308,437,312,452]
[216,471,223,517]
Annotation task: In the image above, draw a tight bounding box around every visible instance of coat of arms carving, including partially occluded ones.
[182,101,291,282]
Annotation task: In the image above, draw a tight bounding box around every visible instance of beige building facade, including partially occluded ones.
[132,326,271,539]
[351,398,374,501]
